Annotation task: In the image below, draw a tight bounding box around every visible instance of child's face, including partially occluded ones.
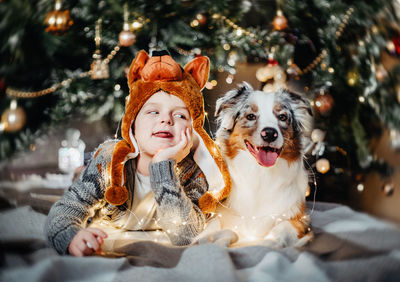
[134,91,192,157]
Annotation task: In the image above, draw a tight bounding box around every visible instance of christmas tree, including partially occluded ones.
[1,0,400,205]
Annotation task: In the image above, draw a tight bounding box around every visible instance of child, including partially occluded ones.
[45,50,231,256]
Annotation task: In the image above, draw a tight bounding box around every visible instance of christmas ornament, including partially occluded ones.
[381,182,395,196]
[131,19,144,31]
[391,34,400,55]
[1,100,26,132]
[119,30,136,47]
[196,13,207,26]
[44,0,73,35]
[304,128,326,156]
[0,78,4,92]
[347,69,359,86]
[316,158,330,174]
[315,92,334,115]
[90,19,109,80]
[386,40,397,55]
[272,10,288,31]
[375,64,388,82]
[257,57,286,92]
[119,3,136,47]
[58,128,86,174]
[90,57,109,80]
[191,14,206,28]
[390,129,400,150]
[311,129,326,143]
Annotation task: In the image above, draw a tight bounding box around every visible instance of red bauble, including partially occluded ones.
[315,93,334,115]
[392,35,400,55]
[0,78,4,92]
[197,13,207,26]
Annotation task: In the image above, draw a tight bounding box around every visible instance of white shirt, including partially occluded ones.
[132,171,151,209]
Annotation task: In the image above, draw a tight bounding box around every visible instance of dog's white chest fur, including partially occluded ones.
[217,150,308,242]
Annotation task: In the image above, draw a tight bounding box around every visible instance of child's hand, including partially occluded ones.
[68,227,107,256]
[152,128,193,163]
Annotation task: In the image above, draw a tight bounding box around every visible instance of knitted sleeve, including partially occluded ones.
[45,140,116,254]
[149,156,208,246]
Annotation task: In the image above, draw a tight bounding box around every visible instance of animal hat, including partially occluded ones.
[104,50,231,213]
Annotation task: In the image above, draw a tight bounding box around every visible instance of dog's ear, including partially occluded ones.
[215,82,253,131]
[287,91,313,137]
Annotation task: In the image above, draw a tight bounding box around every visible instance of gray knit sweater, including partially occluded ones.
[45,140,208,254]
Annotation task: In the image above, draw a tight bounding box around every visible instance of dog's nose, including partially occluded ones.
[261,127,278,142]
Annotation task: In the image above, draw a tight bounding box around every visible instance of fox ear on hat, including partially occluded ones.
[128,50,149,87]
[184,56,209,89]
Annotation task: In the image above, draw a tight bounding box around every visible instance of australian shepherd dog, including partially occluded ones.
[214,82,314,247]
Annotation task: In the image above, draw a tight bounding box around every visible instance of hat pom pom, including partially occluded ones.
[105,185,129,206]
[199,191,218,213]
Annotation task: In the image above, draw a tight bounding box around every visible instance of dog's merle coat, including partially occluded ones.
[213,82,314,247]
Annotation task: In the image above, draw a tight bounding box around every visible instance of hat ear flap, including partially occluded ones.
[105,139,132,206]
[184,56,210,89]
[128,50,150,87]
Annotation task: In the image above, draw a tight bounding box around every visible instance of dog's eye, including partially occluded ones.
[246,114,256,121]
[278,114,287,122]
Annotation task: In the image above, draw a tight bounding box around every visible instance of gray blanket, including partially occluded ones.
[1,202,400,282]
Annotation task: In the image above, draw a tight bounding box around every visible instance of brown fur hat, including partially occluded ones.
[104,50,231,213]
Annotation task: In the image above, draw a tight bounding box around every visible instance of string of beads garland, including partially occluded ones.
[214,6,354,76]
[5,44,120,99]
[7,6,355,99]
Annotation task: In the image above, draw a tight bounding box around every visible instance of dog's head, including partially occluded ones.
[215,82,313,167]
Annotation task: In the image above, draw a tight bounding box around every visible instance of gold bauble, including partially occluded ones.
[1,107,26,132]
[347,70,359,86]
[272,10,288,31]
[316,158,330,174]
[118,30,136,47]
[44,9,73,35]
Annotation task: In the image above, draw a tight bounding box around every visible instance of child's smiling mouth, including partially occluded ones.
[153,131,174,138]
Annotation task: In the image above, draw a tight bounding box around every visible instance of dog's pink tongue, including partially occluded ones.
[256,150,278,167]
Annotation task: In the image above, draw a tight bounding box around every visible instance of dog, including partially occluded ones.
[213,82,314,247]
